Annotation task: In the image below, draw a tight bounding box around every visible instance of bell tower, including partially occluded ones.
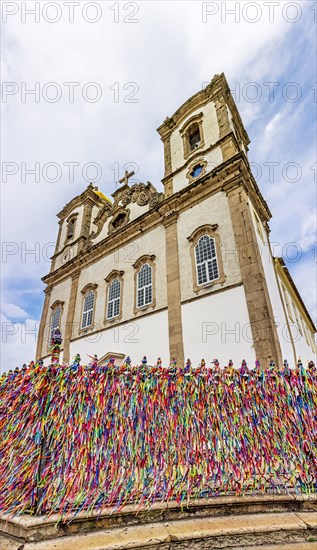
[157,74,283,367]
[157,73,250,197]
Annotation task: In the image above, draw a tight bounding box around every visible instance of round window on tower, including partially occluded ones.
[190,164,203,179]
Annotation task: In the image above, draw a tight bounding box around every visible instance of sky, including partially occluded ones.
[1,0,316,370]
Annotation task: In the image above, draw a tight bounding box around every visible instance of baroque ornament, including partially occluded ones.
[90,181,163,239]
[115,181,162,208]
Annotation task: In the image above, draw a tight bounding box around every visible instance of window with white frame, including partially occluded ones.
[81,290,95,329]
[50,307,61,342]
[137,263,152,308]
[195,235,219,285]
[107,278,121,319]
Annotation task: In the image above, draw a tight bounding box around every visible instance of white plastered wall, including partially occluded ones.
[172,146,223,194]
[69,310,169,367]
[182,285,256,367]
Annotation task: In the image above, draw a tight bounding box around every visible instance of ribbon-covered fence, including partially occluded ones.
[0,360,316,519]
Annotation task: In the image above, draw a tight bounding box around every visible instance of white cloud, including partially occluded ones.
[299,214,317,253]
[1,303,30,319]
[261,111,285,155]
[0,313,38,373]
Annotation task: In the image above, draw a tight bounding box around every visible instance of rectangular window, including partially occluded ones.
[137,288,144,308]
[207,258,219,282]
[197,263,207,285]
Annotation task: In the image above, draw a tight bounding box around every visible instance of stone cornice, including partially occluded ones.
[42,155,270,287]
[178,151,271,221]
[50,299,65,310]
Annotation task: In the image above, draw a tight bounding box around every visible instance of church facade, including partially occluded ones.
[36,73,316,367]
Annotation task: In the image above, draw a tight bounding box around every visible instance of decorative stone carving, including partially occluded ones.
[121,192,132,206]
[108,208,131,235]
[90,181,163,239]
[114,181,162,209]
[108,182,163,235]
[90,203,113,239]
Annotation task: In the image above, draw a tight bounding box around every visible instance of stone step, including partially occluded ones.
[11,511,316,550]
[247,544,317,550]
[0,534,24,550]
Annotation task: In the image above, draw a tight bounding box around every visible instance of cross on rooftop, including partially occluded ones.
[119,170,135,186]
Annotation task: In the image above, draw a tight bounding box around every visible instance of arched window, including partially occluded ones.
[132,255,156,314]
[50,307,60,342]
[195,235,219,285]
[187,122,201,151]
[180,113,205,159]
[107,278,121,319]
[66,218,76,240]
[104,270,124,324]
[137,263,152,308]
[81,290,95,329]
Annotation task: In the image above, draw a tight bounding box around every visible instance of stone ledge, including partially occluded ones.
[1,494,316,543]
[8,511,313,550]
[0,494,317,542]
